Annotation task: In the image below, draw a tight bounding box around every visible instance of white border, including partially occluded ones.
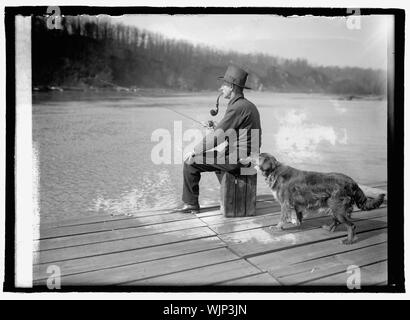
[1,0,408,299]
[15,16,33,288]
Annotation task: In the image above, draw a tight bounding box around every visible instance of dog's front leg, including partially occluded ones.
[295,210,303,229]
[274,220,285,231]
[272,203,291,231]
[270,213,286,231]
[342,224,357,245]
[322,219,340,233]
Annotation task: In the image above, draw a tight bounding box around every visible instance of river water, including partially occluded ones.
[33,91,387,223]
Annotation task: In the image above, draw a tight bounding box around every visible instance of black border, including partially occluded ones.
[387,8,405,291]
[4,8,16,292]
[4,6,405,293]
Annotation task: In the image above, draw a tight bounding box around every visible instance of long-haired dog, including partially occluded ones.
[242,153,385,244]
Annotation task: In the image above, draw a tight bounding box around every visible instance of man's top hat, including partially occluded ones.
[218,64,251,89]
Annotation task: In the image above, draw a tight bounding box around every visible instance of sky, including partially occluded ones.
[113,14,393,69]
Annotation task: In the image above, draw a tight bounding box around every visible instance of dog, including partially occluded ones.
[241,153,385,244]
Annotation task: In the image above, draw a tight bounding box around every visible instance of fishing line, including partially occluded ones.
[97,79,218,128]
[99,79,221,128]
[159,105,208,127]
[160,92,223,128]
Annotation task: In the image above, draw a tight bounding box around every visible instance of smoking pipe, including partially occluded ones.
[210,92,223,116]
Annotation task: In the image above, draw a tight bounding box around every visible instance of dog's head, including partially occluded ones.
[239,152,280,176]
[257,153,280,177]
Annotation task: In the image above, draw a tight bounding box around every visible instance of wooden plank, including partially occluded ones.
[367,182,387,190]
[254,200,278,210]
[128,259,260,286]
[196,208,221,218]
[217,272,281,286]
[190,205,227,218]
[38,182,386,229]
[209,214,279,235]
[33,236,226,280]
[305,260,388,286]
[34,247,240,286]
[356,261,388,286]
[39,212,198,239]
[200,197,385,227]
[40,206,218,229]
[269,242,387,285]
[40,206,201,230]
[195,198,276,219]
[359,184,387,193]
[199,204,280,225]
[220,213,387,258]
[207,204,385,235]
[256,194,276,202]
[33,181,387,287]
[36,218,206,251]
[35,226,216,264]
[41,202,239,230]
[128,206,215,218]
[201,210,277,227]
[349,206,387,219]
[249,228,387,272]
[359,184,388,200]
[39,213,133,229]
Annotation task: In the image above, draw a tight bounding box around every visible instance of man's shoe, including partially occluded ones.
[174,202,200,214]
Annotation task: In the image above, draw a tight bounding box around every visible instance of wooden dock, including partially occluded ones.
[33,182,387,287]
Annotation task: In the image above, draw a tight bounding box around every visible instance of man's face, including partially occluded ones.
[220,82,233,99]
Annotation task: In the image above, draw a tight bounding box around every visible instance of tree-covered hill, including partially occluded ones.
[32,15,387,96]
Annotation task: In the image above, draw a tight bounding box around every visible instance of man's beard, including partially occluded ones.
[224,91,232,99]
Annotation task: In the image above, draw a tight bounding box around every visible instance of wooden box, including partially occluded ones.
[219,171,257,217]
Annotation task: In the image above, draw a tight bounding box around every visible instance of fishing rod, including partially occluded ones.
[97,78,222,128]
[162,92,223,128]
[160,105,210,128]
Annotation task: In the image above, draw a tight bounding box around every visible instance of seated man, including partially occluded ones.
[178,64,262,213]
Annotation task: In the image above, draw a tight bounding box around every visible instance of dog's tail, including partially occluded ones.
[353,185,385,211]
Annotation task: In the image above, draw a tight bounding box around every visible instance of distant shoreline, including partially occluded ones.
[32,86,386,102]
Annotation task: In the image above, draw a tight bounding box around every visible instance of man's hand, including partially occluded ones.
[184,151,196,165]
[201,120,217,130]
